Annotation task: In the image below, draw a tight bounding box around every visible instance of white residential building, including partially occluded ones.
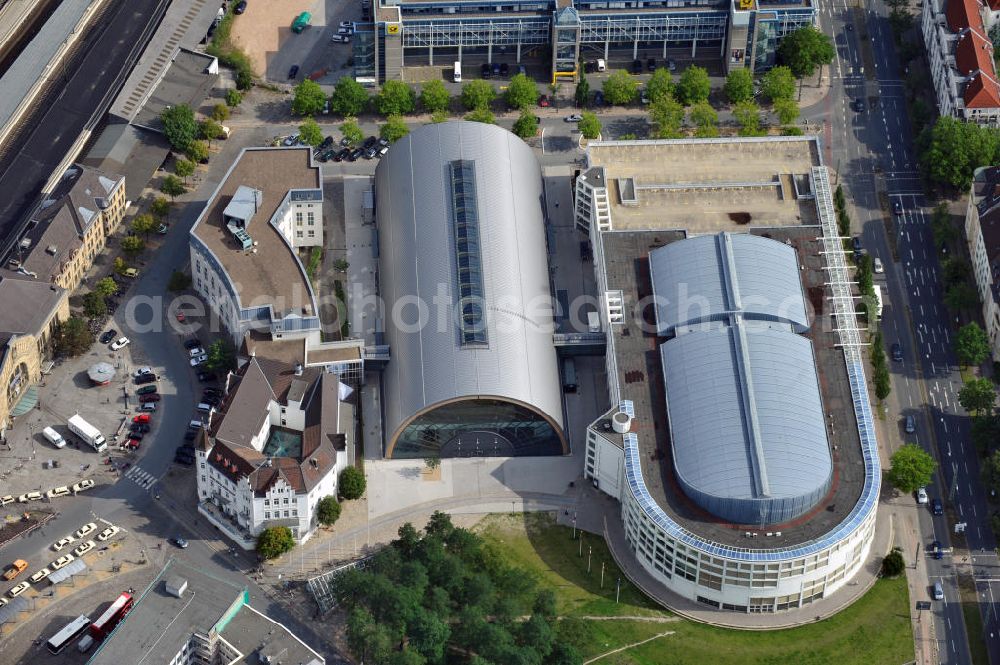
[195,357,354,549]
[966,166,1000,358]
[922,0,1000,127]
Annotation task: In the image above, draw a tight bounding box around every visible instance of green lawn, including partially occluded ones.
[478,513,914,665]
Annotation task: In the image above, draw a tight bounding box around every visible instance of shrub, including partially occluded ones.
[339,467,366,500]
[257,526,295,559]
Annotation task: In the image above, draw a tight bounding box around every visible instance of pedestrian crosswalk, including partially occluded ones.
[124,465,157,490]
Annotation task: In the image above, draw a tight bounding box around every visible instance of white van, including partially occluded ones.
[453,61,462,82]
[596,59,606,72]
[42,427,66,449]
[196,403,214,414]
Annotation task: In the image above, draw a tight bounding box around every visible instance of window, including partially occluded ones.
[264,499,270,506]
[284,510,290,517]
[265,511,271,519]
[448,160,488,345]
[296,212,303,224]
[307,230,315,238]
[283,498,289,505]
[307,212,315,225]
[296,231,303,238]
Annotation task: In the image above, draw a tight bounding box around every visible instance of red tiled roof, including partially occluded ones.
[965,71,1000,107]
[946,0,981,32]
[955,28,993,74]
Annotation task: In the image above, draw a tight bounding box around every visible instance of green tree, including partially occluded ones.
[94,277,118,298]
[920,117,1000,189]
[292,79,328,116]
[331,76,370,116]
[874,362,892,401]
[121,235,145,259]
[887,443,937,493]
[931,203,958,246]
[650,96,684,139]
[225,88,243,107]
[983,446,1000,494]
[200,118,224,145]
[724,68,754,104]
[376,80,416,116]
[339,466,366,500]
[505,73,539,110]
[210,103,230,122]
[602,71,638,105]
[675,65,711,105]
[881,548,906,577]
[511,110,539,139]
[54,318,93,357]
[423,456,441,472]
[461,80,496,110]
[132,213,156,238]
[733,101,764,136]
[235,69,254,91]
[167,270,191,292]
[972,414,1000,452]
[945,282,978,311]
[341,117,364,145]
[577,111,601,140]
[174,159,195,183]
[464,106,496,124]
[960,377,997,415]
[943,257,970,285]
[316,496,342,526]
[257,526,295,559]
[761,65,797,102]
[185,140,209,164]
[160,104,198,151]
[408,609,451,662]
[688,101,719,138]
[774,98,800,125]
[380,115,410,143]
[113,257,129,276]
[82,291,107,318]
[547,643,584,665]
[778,25,835,80]
[575,74,590,108]
[298,118,324,146]
[420,79,451,113]
[956,323,992,367]
[150,196,171,220]
[646,67,675,105]
[205,339,236,372]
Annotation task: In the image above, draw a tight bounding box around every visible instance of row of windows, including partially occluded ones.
[295,230,317,238]
[264,510,298,519]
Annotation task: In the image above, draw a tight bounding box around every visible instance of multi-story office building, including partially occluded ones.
[922,0,1000,126]
[575,137,879,613]
[357,0,814,83]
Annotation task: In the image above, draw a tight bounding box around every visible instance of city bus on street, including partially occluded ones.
[89,591,134,640]
[46,615,90,654]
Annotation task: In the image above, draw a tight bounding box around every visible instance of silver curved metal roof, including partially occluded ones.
[375,121,563,446]
[649,233,809,336]
[662,325,832,525]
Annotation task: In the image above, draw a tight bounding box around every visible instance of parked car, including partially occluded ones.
[29,568,50,583]
[197,371,217,383]
[666,59,676,71]
[140,402,157,412]
[500,62,509,76]
[133,413,151,424]
[8,581,30,598]
[631,59,642,74]
[183,338,201,350]
[234,0,247,13]
[891,342,903,362]
[339,21,354,28]
[873,257,884,273]
[72,479,95,493]
[538,95,550,107]
[0,495,13,506]
[564,114,582,123]
[905,415,915,433]
[932,498,944,515]
[135,373,157,385]
[931,540,943,559]
[110,337,130,351]
[128,432,143,441]
[3,560,27,581]
[73,540,95,557]
[331,34,350,43]
[51,554,75,570]
[349,148,363,161]
[140,393,161,402]
[46,486,71,499]
[174,454,194,466]
[337,26,353,35]
[288,64,300,80]
[491,62,501,76]
[190,354,208,366]
[172,537,189,549]
[183,429,198,441]
[17,491,42,503]
[97,525,120,542]
[647,57,656,72]
[53,536,75,551]
[99,330,117,344]
[594,91,605,106]
[133,367,153,378]
[75,523,97,538]
[480,63,491,78]
[137,385,157,396]
[188,347,205,358]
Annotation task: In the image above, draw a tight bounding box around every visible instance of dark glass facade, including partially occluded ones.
[389,398,566,459]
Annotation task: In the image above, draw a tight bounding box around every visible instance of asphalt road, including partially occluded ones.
[0,0,169,260]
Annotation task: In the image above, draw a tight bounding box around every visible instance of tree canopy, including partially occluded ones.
[160,104,198,151]
[293,79,328,116]
[376,80,416,116]
[341,117,364,145]
[257,526,295,559]
[778,26,835,79]
[340,466,367,500]
[955,322,991,367]
[210,103,230,122]
[650,96,684,139]
[646,68,675,105]
[602,71,638,105]
[761,65,797,102]
[733,101,764,136]
[461,80,497,110]
[336,512,579,665]
[919,116,1000,189]
[675,66,711,105]
[298,118,324,146]
[774,98,800,125]
[317,496,342,526]
[575,75,590,108]
[887,443,937,493]
[689,102,719,137]
[505,73,539,110]
[331,76,370,116]
[578,112,601,139]
[54,318,93,357]
[512,110,539,139]
[83,292,106,318]
[420,79,451,113]
[160,175,186,201]
[380,115,410,143]
[94,277,118,297]
[723,68,753,104]
[959,377,997,415]
[464,106,496,124]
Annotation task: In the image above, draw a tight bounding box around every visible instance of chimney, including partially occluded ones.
[294,362,303,376]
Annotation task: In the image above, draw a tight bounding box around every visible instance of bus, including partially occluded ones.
[562,358,577,393]
[89,591,134,640]
[46,615,90,654]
